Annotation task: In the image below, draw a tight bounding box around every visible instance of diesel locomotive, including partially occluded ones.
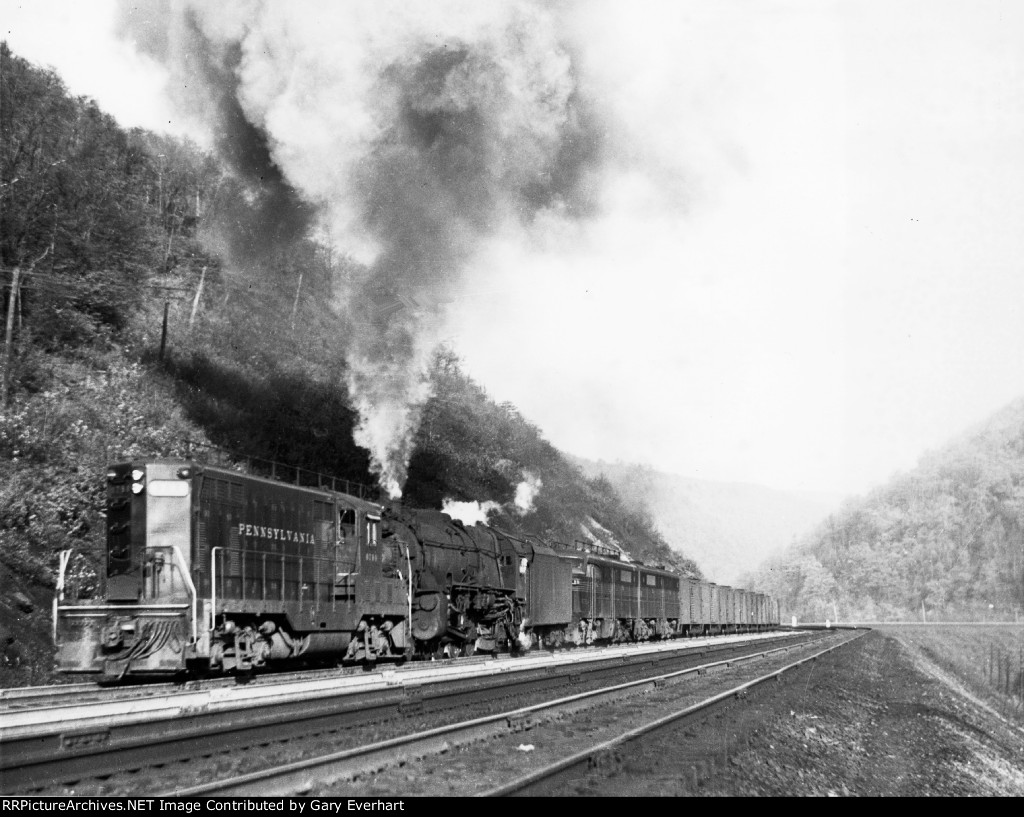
[53,459,779,681]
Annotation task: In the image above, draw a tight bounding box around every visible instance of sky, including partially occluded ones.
[3,0,1024,498]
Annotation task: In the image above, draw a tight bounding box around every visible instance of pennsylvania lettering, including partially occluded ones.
[238,524,316,545]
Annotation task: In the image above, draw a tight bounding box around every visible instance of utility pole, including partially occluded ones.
[1,266,20,407]
[157,154,165,215]
[2,245,50,406]
[290,271,303,330]
[159,302,169,361]
[189,267,207,330]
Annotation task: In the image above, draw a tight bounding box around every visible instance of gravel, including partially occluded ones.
[351,629,1024,796]
[657,629,1024,796]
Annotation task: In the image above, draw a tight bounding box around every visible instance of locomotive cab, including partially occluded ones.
[55,461,198,679]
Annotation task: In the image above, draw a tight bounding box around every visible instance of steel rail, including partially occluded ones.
[163,632,836,796]
[0,630,807,794]
[1,630,793,727]
[0,683,98,704]
[0,663,380,714]
[477,629,867,796]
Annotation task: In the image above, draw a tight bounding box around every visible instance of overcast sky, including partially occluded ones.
[4,0,1024,498]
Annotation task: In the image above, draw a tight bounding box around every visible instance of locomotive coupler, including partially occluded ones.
[101,616,136,650]
[101,622,124,649]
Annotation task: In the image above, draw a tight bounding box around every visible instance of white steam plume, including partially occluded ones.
[513,471,543,515]
[442,468,542,525]
[441,499,501,526]
[119,0,604,498]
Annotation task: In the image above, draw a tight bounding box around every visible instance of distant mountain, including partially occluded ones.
[570,457,843,585]
[742,397,1024,622]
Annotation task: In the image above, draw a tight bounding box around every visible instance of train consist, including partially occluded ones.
[54,459,780,680]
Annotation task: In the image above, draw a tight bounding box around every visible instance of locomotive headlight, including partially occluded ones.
[131,481,145,495]
[131,469,145,481]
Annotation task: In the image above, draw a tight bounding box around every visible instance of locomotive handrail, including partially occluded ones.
[405,544,413,653]
[55,549,72,602]
[543,537,622,560]
[183,439,376,499]
[169,545,199,644]
[210,546,222,632]
[57,604,189,611]
[52,549,73,641]
[141,544,199,643]
[637,560,641,615]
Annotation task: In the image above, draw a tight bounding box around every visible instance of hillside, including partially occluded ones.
[573,458,841,585]
[0,45,694,686]
[742,398,1024,622]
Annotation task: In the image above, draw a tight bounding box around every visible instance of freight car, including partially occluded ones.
[53,459,779,681]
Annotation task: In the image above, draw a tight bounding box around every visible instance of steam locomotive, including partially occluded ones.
[53,459,780,681]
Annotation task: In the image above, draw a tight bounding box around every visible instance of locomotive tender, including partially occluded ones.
[54,459,780,680]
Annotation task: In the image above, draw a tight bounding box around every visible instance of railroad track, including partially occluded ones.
[0,679,225,712]
[481,630,867,796]
[161,630,853,796]
[0,662,419,712]
[0,630,809,795]
[0,682,104,710]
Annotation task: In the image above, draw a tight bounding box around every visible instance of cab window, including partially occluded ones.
[336,508,358,569]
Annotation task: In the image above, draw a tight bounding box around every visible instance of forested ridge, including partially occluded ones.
[743,400,1024,622]
[0,45,690,683]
